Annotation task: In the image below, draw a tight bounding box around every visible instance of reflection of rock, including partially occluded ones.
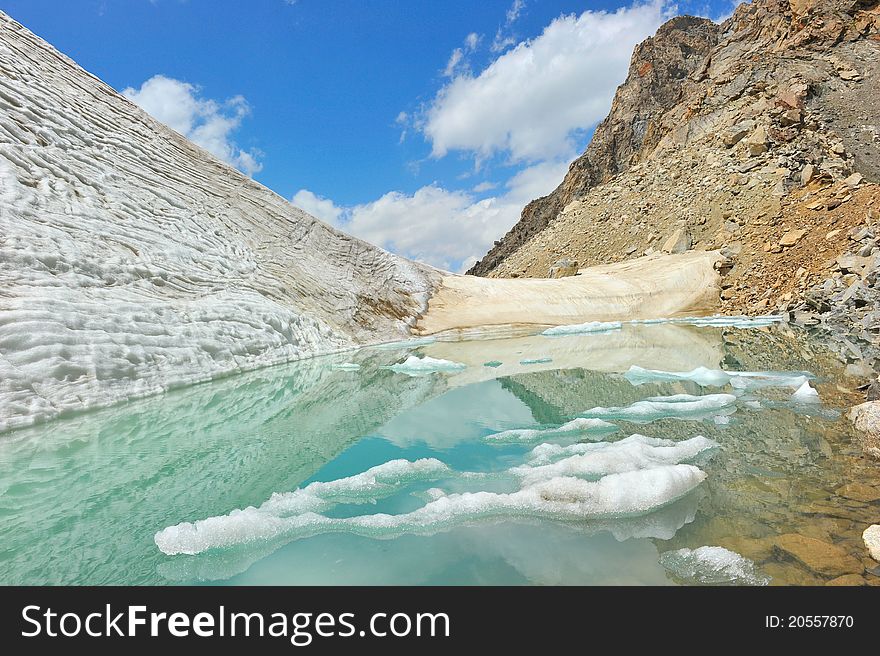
[848,401,880,458]
[864,525,880,562]
[772,534,863,577]
[423,323,725,388]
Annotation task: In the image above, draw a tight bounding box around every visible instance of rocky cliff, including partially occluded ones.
[466,0,880,379]
[468,0,880,278]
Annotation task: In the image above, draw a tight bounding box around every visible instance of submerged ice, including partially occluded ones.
[579,393,737,423]
[484,418,618,443]
[155,432,713,556]
[624,365,811,390]
[659,546,770,586]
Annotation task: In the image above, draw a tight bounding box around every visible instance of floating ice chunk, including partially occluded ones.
[625,365,732,387]
[157,464,707,555]
[512,435,717,483]
[579,393,737,423]
[713,415,730,425]
[154,458,449,555]
[484,418,618,443]
[541,321,622,336]
[624,365,811,390]
[156,460,708,556]
[659,546,770,585]
[331,362,361,371]
[483,360,503,368]
[388,355,466,376]
[520,357,552,365]
[791,381,820,403]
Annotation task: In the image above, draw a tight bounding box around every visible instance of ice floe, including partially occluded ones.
[388,355,466,376]
[791,381,820,403]
[541,321,622,336]
[520,357,553,365]
[512,435,717,482]
[579,393,737,423]
[659,546,770,585]
[623,365,811,390]
[156,438,711,556]
[484,418,618,443]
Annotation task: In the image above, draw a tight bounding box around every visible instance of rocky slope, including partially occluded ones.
[466,0,880,382]
[0,12,442,432]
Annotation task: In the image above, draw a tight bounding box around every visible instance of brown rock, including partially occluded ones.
[772,534,863,576]
[835,483,880,503]
[825,574,867,586]
[779,229,806,247]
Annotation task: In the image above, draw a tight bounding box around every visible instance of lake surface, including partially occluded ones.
[1,321,878,585]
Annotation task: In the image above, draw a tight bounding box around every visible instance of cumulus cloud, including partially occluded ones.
[123,75,263,176]
[424,0,671,162]
[292,157,569,272]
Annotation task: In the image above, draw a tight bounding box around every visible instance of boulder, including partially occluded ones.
[779,229,807,247]
[722,120,754,147]
[548,258,579,279]
[800,163,816,186]
[848,401,880,458]
[864,525,880,562]
[746,126,769,157]
[661,228,692,254]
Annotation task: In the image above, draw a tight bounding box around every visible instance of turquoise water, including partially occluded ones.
[1,323,877,585]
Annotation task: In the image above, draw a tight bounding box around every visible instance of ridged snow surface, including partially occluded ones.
[0,13,439,432]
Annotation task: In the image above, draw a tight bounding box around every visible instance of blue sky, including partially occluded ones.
[1,0,740,271]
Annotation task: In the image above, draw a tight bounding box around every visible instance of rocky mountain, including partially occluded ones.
[0,12,442,432]
[466,0,880,377]
[469,0,880,276]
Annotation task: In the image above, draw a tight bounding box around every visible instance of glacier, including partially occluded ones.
[0,13,440,431]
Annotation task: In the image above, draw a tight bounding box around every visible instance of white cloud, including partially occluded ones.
[291,158,568,272]
[442,32,481,78]
[506,0,526,24]
[291,188,345,225]
[492,0,527,52]
[473,181,498,193]
[424,0,670,162]
[123,75,263,176]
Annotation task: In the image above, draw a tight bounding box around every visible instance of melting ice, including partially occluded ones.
[388,355,466,376]
[484,418,618,443]
[155,433,713,556]
[579,393,737,423]
[624,365,811,390]
[659,546,770,585]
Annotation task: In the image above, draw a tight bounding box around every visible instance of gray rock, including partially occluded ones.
[661,228,692,254]
[548,258,579,279]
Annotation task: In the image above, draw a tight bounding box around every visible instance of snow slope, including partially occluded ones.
[0,13,440,432]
